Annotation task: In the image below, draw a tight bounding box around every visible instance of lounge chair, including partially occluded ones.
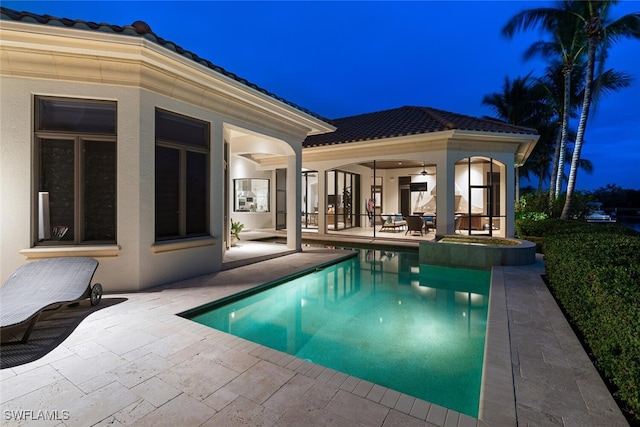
[0,257,102,343]
[405,215,424,236]
[380,214,407,232]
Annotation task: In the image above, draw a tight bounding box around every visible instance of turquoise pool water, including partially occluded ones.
[189,248,490,417]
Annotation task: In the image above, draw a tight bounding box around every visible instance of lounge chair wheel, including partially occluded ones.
[90,283,102,306]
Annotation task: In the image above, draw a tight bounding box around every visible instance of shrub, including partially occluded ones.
[516,190,595,219]
[515,218,637,253]
[543,229,640,421]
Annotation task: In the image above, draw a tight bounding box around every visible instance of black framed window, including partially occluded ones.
[155,109,209,241]
[326,169,359,230]
[35,97,117,245]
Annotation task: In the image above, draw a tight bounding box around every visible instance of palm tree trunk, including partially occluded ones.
[554,68,572,200]
[561,36,597,219]
[548,123,562,203]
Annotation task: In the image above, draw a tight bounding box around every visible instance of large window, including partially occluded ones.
[301,171,318,228]
[326,170,360,230]
[155,109,209,241]
[234,179,269,212]
[35,97,117,245]
[454,157,505,236]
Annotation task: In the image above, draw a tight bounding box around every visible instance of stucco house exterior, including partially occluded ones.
[0,7,538,292]
[0,8,334,291]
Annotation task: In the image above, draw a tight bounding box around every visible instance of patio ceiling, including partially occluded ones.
[359,160,431,170]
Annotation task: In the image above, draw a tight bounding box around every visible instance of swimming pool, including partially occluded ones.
[188,248,490,417]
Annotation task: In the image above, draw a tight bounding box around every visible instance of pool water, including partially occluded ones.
[189,248,490,417]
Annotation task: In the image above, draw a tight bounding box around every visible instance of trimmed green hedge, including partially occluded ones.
[515,219,636,253]
[541,224,640,421]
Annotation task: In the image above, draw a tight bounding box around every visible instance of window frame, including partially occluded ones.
[33,96,117,246]
[233,178,270,213]
[154,108,210,242]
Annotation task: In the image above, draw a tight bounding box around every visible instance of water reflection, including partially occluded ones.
[191,248,490,417]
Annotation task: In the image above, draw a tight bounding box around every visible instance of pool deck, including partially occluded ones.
[0,246,628,426]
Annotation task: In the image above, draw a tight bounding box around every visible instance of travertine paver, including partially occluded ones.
[1,364,63,403]
[203,395,274,426]
[0,249,629,426]
[158,355,239,401]
[3,378,84,419]
[51,351,124,385]
[395,393,415,414]
[130,393,216,426]
[325,389,390,425]
[426,403,448,426]
[352,379,375,398]
[383,409,437,427]
[202,387,239,412]
[339,376,360,393]
[297,381,339,413]
[65,381,139,427]
[113,398,156,425]
[410,399,432,420]
[380,388,401,408]
[274,402,356,427]
[503,256,628,427]
[130,377,181,407]
[225,360,295,405]
[366,383,387,403]
[262,373,316,412]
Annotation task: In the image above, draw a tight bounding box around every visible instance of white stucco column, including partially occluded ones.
[505,163,515,238]
[316,168,327,236]
[211,119,225,266]
[435,153,456,236]
[286,148,302,251]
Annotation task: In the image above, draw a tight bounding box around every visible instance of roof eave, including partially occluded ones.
[449,129,540,166]
[0,19,335,136]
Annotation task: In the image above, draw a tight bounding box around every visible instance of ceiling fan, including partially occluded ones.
[410,163,434,176]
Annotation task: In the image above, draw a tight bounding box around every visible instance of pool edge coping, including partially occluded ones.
[478,266,517,425]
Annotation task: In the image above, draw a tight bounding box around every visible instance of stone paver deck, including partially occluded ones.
[0,249,628,426]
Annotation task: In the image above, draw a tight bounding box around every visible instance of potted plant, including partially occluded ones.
[230,219,244,246]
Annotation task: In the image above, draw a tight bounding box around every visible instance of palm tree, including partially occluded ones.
[561,1,640,218]
[482,74,552,199]
[536,63,626,198]
[503,1,640,218]
[536,61,585,201]
[481,73,547,125]
[526,122,557,192]
[503,1,586,201]
[482,71,599,204]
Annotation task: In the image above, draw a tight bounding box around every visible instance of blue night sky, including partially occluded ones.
[5,1,639,190]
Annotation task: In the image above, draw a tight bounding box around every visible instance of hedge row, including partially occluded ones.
[515,219,635,253]
[529,220,640,421]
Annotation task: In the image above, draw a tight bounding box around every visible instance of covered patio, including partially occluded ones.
[294,106,539,241]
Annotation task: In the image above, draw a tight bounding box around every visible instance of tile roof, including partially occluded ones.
[303,106,538,148]
[0,6,329,123]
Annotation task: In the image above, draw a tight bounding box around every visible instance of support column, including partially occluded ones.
[317,168,327,236]
[435,153,456,236]
[286,148,302,251]
[505,162,515,238]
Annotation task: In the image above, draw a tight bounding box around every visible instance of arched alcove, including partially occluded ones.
[453,157,507,237]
